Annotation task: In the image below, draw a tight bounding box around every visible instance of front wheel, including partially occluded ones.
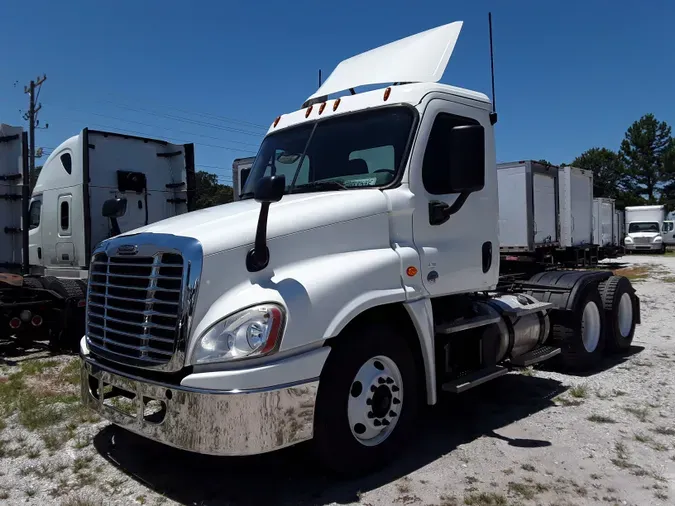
[312,322,419,475]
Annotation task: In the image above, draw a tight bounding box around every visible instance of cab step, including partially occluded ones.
[509,345,561,367]
[441,365,508,394]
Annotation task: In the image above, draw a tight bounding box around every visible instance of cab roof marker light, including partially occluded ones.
[333,98,341,111]
[383,87,391,101]
[305,105,313,118]
[318,102,327,115]
[273,116,281,128]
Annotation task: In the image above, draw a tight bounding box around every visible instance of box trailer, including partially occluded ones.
[496,161,559,252]
[558,166,593,247]
[615,209,625,245]
[593,198,623,258]
[624,205,666,253]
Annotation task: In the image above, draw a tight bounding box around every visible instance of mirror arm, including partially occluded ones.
[447,191,471,216]
[246,202,271,272]
[428,192,471,226]
[110,217,121,237]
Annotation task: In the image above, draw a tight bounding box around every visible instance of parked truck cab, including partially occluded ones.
[1,127,194,348]
[624,205,666,253]
[79,21,641,474]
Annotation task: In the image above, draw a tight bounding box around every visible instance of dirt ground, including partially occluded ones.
[1,254,674,506]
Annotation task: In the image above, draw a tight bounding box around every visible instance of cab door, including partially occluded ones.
[663,221,675,246]
[410,98,499,296]
[56,194,75,265]
[27,196,43,266]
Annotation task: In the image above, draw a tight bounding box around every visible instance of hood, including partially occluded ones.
[627,231,660,238]
[118,190,389,255]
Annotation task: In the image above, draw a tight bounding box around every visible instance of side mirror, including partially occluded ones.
[247,175,286,273]
[254,174,286,203]
[447,124,485,193]
[102,198,127,218]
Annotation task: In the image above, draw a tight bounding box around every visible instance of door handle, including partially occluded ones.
[37,247,41,259]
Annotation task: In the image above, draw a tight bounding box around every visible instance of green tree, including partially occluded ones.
[193,170,234,210]
[571,148,628,199]
[619,114,674,202]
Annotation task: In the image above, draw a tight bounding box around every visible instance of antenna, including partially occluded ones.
[488,12,498,125]
[319,69,322,87]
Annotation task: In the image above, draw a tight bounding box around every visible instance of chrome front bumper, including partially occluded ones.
[80,358,318,456]
[625,243,662,251]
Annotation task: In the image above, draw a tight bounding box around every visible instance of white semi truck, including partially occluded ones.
[624,205,667,253]
[0,125,195,349]
[78,21,641,474]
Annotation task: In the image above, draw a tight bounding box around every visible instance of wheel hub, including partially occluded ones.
[348,356,403,446]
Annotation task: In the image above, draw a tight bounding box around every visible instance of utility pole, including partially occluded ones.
[23,74,47,176]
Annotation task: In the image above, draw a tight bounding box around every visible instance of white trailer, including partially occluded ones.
[1,127,195,349]
[614,209,625,245]
[496,161,559,251]
[592,198,623,258]
[624,205,666,253]
[78,20,641,475]
[558,166,593,247]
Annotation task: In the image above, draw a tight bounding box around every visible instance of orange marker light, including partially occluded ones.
[319,102,326,115]
[305,105,313,118]
[406,266,418,277]
[333,98,341,111]
[383,87,391,101]
[273,116,281,127]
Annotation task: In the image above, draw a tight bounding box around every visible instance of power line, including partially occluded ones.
[101,100,266,137]
[51,116,258,155]
[99,92,270,131]
[44,102,263,149]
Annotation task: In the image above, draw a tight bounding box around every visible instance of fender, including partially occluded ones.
[187,247,407,363]
[403,298,437,405]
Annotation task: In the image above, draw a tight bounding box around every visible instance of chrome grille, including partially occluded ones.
[633,237,651,244]
[86,251,184,365]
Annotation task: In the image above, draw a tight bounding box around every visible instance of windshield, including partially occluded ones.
[628,222,660,233]
[241,106,415,196]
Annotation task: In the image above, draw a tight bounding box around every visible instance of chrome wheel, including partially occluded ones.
[581,300,601,353]
[617,292,633,338]
[348,355,403,447]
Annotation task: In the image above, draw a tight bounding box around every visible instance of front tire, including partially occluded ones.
[312,322,419,475]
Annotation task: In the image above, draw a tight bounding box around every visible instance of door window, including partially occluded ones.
[422,113,480,195]
[28,200,42,229]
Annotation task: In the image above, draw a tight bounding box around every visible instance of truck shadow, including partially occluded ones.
[93,373,566,506]
[538,345,644,377]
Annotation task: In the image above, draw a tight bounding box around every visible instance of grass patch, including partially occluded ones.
[508,481,548,500]
[0,489,8,500]
[661,276,675,283]
[22,359,59,376]
[42,428,74,452]
[17,391,64,429]
[613,265,650,281]
[556,395,583,407]
[59,359,81,385]
[396,477,412,494]
[651,426,675,436]
[624,406,650,422]
[61,498,101,506]
[521,463,536,472]
[520,367,535,376]
[463,492,507,506]
[655,491,669,500]
[73,455,94,473]
[569,385,588,398]
[587,414,616,424]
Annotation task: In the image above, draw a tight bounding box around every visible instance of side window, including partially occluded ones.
[29,200,42,229]
[60,153,72,174]
[60,201,69,230]
[422,112,480,195]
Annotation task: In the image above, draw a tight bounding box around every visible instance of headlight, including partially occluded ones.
[653,236,663,243]
[624,237,633,243]
[191,304,284,365]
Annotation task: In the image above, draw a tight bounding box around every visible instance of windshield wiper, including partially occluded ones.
[288,181,347,194]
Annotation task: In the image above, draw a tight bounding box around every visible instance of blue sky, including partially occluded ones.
[1,0,673,186]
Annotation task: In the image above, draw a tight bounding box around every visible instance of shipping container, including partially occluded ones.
[496,161,559,252]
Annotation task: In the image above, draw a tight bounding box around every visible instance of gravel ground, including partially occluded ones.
[1,254,674,506]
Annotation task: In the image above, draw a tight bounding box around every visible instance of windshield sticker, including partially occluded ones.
[344,178,377,187]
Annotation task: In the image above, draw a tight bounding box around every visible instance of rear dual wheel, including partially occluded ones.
[553,285,606,370]
[598,276,637,352]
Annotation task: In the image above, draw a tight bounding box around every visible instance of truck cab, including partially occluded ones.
[624,205,666,253]
[79,21,641,475]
